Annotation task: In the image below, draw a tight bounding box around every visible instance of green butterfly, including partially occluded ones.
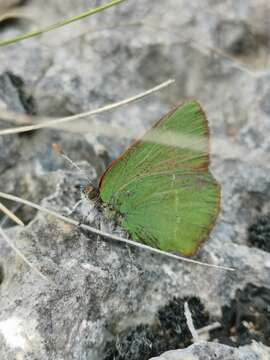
[89,101,220,256]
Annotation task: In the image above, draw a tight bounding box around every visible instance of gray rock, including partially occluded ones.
[149,341,268,360]
[0,0,270,360]
[0,72,25,174]
[0,0,23,11]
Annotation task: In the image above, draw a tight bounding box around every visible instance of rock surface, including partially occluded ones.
[0,0,270,359]
[149,341,269,360]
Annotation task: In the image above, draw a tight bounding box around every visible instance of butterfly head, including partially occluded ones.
[81,184,100,201]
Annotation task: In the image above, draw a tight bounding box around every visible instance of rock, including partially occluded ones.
[149,341,268,360]
[0,0,24,11]
[0,0,270,359]
[0,69,103,226]
[0,72,25,174]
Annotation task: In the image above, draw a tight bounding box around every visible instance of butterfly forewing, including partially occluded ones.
[99,101,220,255]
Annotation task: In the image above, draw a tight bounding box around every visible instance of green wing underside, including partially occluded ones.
[99,101,220,255]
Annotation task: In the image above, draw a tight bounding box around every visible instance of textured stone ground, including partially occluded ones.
[0,0,270,359]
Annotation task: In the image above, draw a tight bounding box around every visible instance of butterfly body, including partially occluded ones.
[90,101,220,256]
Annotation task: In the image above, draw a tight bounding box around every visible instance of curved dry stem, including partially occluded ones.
[0,201,24,226]
[0,191,235,271]
[0,0,126,47]
[0,227,48,281]
[0,79,175,136]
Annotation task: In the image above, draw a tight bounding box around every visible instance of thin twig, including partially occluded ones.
[184,301,199,342]
[0,227,48,281]
[0,191,235,271]
[0,0,126,47]
[0,203,22,227]
[0,201,24,226]
[197,322,221,336]
[0,109,33,125]
[0,79,175,136]
[52,143,93,184]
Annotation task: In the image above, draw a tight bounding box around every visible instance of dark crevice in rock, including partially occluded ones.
[0,265,4,285]
[0,18,20,31]
[6,71,36,116]
[210,283,270,346]
[0,0,30,32]
[248,214,270,252]
[103,297,209,360]
[236,189,270,247]
[105,285,270,359]
[214,20,270,56]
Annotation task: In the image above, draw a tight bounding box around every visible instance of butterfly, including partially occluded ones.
[87,101,220,256]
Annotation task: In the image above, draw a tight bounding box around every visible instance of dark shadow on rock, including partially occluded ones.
[210,283,270,346]
[103,296,209,360]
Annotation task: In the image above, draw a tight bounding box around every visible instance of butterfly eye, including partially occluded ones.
[82,185,99,200]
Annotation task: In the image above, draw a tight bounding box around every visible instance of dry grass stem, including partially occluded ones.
[0,201,24,226]
[0,79,175,136]
[0,226,48,281]
[0,191,235,271]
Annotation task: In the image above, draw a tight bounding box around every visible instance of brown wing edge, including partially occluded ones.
[184,102,221,257]
[98,100,221,257]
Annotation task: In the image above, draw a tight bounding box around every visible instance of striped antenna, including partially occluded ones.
[52,143,95,186]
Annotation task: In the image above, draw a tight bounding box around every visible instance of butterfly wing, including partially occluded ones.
[99,101,220,255]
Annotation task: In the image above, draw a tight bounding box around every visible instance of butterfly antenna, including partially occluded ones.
[52,143,94,186]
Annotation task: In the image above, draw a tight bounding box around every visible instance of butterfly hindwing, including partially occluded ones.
[99,101,220,255]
